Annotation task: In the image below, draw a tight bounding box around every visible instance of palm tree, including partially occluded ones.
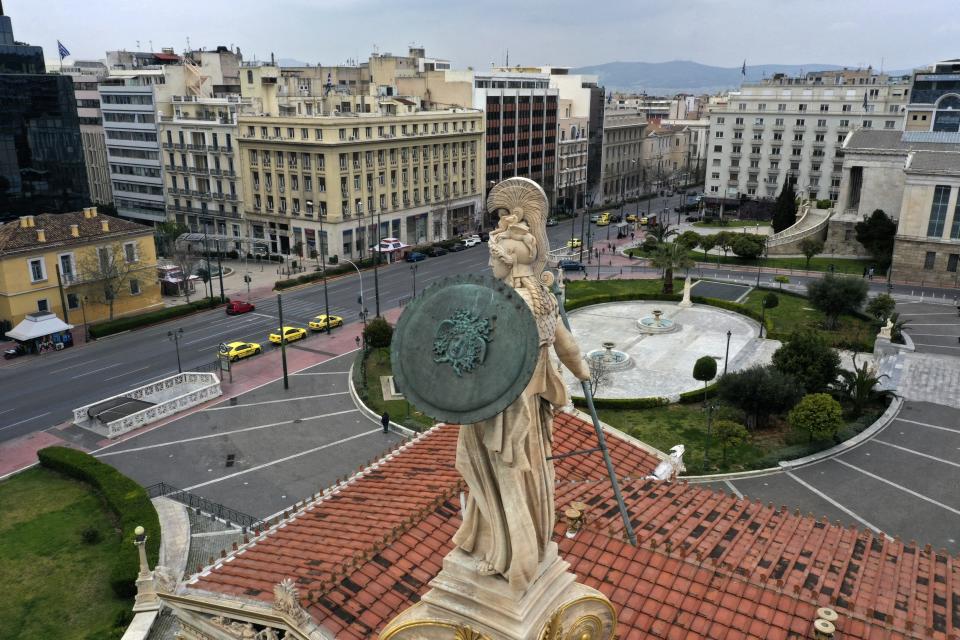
[832,354,891,417]
[647,221,678,244]
[650,241,695,294]
[888,312,910,344]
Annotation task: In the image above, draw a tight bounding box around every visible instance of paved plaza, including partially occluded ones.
[564,301,778,399]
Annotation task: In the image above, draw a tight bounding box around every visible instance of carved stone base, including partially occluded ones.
[380,544,616,640]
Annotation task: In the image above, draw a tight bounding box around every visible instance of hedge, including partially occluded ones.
[678,380,721,404]
[275,257,379,290]
[37,446,160,599]
[88,298,222,338]
[572,395,668,410]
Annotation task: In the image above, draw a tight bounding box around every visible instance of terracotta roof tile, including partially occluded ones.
[0,210,150,255]
[188,415,959,639]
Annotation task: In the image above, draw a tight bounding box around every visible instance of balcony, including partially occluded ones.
[749,153,761,160]
[772,124,785,131]
[793,126,806,133]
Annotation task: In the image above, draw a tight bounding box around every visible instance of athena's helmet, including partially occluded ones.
[486,177,551,279]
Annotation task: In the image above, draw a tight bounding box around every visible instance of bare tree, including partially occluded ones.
[77,240,148,320]
[587,357,612,396]
[170,244,200,303]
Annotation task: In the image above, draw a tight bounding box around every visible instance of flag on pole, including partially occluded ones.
[57,40,70,60]
[862,91,868,111]
[741,60,746,77]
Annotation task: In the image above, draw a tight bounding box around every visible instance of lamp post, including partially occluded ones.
[277,294,289,389]
[80,295,89,343]
[724,329,732,375]
[168,328,184,373]
[307,200,332,335]
[373,208,382,317]
[342,259,366,327]
[756,238,767,287]
[409,263,418,298]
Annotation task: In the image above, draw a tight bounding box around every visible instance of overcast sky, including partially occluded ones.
[7,0,956,72]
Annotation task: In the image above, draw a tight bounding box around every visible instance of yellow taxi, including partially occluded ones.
[268,326,307,345]
[221,341,261,362]
[625,214,638,223]
[308,314,344,331]
[640,216,649,225]
[566,238,582,248]
[596,212,611,226]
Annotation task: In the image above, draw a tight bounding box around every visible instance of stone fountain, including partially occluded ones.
[585,341,633,371]
[637,308,680,334]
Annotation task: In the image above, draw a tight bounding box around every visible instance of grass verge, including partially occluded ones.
[0,467,135,639]
[742,289,877,350]
[693,220,771,228]
[356,347,434,432]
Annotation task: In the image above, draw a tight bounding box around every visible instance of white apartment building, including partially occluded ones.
[64,60,112,205]
[599,110,646,204]
[704,70,911,203]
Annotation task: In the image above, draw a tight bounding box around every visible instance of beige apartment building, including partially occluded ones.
[642,123,693,190]
[705,69,911,204]
[64,61,113,205]
[237,96,483,258]
[599,111,646,204]
[557,99,588,212]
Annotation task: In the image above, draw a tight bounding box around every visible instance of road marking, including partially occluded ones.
[291,371,351,376]
[183,428,381,491]
[784,471,889,538]
[894,417,960,433]
[834,459,960,516]
[723,480,743,499]
[912,342,960,350]
[70,362,123,379]
[0,411,51,432]
[249,312,277,320]
[873,439,960,468]
[205,391,350,411]
[105,365,150,381]
[95,408,359,456]
[908,333,959,337]
[55,359,108,373]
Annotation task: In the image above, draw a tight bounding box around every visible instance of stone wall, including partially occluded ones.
[891,236,960,287]
[823,213,870,257]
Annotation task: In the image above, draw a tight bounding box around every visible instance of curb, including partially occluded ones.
[683,466,783,483]
[347,356,418,439]
[777,396,902,471]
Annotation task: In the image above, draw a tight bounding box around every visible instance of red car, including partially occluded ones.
[225,300,255,315]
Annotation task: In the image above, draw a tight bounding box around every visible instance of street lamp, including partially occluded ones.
[724,330,732,375]
[373,208,382,317]
[409,263,418,298]
[342,259,367,327]
[168,328,184,373]
[307,200,332,335]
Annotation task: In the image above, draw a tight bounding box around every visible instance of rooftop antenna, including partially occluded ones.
[186,36,191,51]
[149,40,153,52]
[506,48,509,68]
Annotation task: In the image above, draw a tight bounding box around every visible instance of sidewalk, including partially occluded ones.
[0,307,404,480]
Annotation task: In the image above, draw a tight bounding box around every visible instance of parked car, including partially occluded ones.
[268,326,307,345]
[463,236,481,247]
[589,213,600,223]
[308,314,343,331]
[566,238,582,248]
[685,216,701,223]
[546,218,558,227]
[405,251,427,262]
[448,243,467,252]
[479,231,490,241]
[611,213,623,223]
[425,246,448,257]
[225,300,255,315]
[557,259,586,272]
[222,341,261,362]
[596,213,611,226]
[625,214,638,223]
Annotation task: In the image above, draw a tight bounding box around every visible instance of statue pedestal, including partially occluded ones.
[678,275,693,308]
[380,544,616,640]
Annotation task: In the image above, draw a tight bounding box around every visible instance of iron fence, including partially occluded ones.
[146,482,264,532]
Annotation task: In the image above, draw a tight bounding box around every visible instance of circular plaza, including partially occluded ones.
[563,301,773,400]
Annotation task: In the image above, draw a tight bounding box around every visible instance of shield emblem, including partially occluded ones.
[391,274,540,424]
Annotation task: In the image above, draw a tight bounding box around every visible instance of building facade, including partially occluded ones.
[64,60,113,206]
[237,99,483,258]
[0,10,89,220]
[556,99,588,212]
[159,96,245,243]
[904,59,960,133]
[705,69,910,203]
[0,207,161,326]
[599,110,646,204]
[642,123,693,191]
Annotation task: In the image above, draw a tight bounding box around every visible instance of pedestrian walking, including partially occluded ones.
[862,267,868,278]
[868,267,875,280]
[381,411,390,433]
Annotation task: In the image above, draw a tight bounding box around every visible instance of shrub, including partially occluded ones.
[771,330,840,393]
[37,447,159,598]
[81,527,102,545]
[328,254,339,264]
[88,298,221,338]
[718,365,802,429]
[730,234,765,259]
[865,293,896,321]
[816,199,833,209]
[571,396,668,410]
[678,381,720,404]
[363,316,394,348]
[788,393,844,442]
[714,420,749,465]
[774,275,790,289]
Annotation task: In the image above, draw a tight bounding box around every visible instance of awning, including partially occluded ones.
[7,312,74,341]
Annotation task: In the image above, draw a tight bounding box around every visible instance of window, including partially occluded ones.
[947,254,960,272]
[777,103,786,111]
[885,120,896,129]
[37,299,49,313]
[67,293,80,310]
[28,258,46,282]
[842,104,852,112]
[924,251,936,270]
[819,104,829,112]
[130,279,141,295]
[817,119,827,127]
[795,119,805,126]
[952,196,960,239]
[713,145,722,153]
[862,120,872,128]
[798,104,807,112]
[928,185,951,237]
[124,242,137,263]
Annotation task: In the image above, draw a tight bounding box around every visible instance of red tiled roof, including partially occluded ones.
[189,415,960,640]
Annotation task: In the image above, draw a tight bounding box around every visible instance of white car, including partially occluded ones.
[462,235,481,247]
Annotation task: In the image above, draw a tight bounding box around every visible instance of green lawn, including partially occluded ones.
[361,347,435,432]
[599,401,885,475]
[742,289,877,350]
[564,278,677,306]
[0,468,132,639]
[693,220,770,228]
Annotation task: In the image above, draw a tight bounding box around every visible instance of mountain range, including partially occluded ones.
[571,60,912,95]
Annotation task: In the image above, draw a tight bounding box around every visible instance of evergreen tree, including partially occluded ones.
[854,209,897,271]
[771,180,798,233]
